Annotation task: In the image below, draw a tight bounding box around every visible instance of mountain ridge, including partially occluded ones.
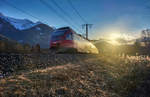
[0,12,54,48]
[0,12,42,30]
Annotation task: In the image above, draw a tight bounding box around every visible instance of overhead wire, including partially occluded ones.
[50,0,81,26]
[67,0,87,24]
[3,0,84,33]
[40,0,82,33]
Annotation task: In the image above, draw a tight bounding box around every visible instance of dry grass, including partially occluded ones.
[0,54,150,97]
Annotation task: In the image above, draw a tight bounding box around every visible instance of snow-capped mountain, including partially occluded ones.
[0,12,54,48]
[0,12,41,30]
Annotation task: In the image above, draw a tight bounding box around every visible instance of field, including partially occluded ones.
[0,52,150,97]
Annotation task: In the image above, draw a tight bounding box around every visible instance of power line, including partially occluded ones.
[3,0,83,33]
[40,0,82,33]
[50,0,81,26]
[67,0,87,23]
[67,0,93,39]
[3,0,45,23]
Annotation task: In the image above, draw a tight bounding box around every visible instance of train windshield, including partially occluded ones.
[52,30,66,37]
[51,30,67,41]
[66,33,73,40]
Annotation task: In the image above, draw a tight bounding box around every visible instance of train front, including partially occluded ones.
[50,27,99,54]
[50,27,74,49]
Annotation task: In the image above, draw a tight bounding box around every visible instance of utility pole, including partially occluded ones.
[82,24,93,40]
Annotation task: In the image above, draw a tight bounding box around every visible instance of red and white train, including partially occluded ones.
[50,27,99,54]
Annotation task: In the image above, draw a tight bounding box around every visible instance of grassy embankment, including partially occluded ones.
[0,53,150,97]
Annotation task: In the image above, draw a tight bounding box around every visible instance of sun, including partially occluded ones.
[109,33,121,40]
[108,33,121,45]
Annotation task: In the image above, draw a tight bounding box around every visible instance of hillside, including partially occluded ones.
[0,53,150,97]
[0,13,54,48]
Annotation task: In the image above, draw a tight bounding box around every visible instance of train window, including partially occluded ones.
[66,33,72,40]
[52,30,66,37]
[51,30,67,41]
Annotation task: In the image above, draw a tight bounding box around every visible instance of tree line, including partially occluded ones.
[0,40,41,53]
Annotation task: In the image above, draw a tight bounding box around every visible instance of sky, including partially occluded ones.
[0,0,150,39]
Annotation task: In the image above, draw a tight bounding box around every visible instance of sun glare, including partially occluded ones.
[108,33,121,45]
[109,33,121,40]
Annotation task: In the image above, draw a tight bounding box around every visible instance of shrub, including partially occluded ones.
[15,43,24,53]
[0,41,7,52]
[32,44,41,53]
[23,43,31,53]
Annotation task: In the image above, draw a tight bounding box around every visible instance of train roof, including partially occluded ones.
[57,27,76,33]
[57,27,71,30]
